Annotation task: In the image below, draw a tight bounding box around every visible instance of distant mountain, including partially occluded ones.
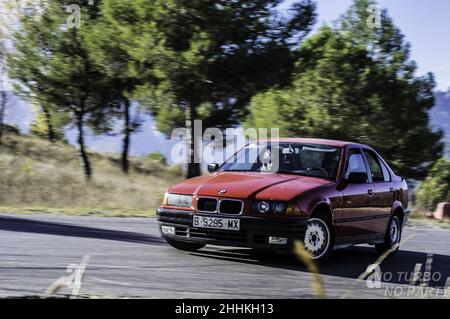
[430,91,450,158]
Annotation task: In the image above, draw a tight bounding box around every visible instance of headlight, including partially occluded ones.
[252,201,287,214]
[273,202,287,214]
[166,193,193,207]
[256,201,270,213]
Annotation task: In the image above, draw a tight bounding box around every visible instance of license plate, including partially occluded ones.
[193,216,240,231]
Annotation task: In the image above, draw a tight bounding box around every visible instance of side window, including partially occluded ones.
[345,149,368,179]
[379,160,391,182]
[363,150,390,182]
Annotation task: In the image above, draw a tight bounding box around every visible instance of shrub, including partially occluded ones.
[144,151,167,165]
[1,124,21,136]
[416,159,450,211]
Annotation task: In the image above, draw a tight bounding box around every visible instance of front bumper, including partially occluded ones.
[157,208,308,250]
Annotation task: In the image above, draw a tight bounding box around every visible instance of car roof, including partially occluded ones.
[258,138,367,148]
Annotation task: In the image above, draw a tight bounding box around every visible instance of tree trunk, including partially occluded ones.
[76,112,92,180]
[0,90,6,146]
[186,102,201,178]
[121,99,131,174]
[42,105,56,143]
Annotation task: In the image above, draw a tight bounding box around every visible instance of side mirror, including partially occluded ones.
[345,172,368,184]
[207,163,219,173]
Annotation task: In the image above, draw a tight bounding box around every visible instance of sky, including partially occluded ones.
[284,0,450,91]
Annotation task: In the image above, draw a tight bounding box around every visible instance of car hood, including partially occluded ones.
[168,172,332,201]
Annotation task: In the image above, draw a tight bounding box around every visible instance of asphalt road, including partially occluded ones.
[0,213,449,299]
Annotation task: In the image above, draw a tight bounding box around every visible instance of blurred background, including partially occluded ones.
[0,0,449,221]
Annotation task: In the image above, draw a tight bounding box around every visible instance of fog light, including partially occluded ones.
[161,226,175,235]
[268,236,288,245]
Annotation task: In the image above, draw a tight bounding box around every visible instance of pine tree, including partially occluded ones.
[8,0,118,179]
[245,0,442,179]
[102,0,317,178]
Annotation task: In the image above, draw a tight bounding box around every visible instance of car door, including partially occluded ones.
[339,148,373,238]
[362,149,395,235]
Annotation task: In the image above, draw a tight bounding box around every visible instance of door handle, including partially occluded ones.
[368,189,374,196]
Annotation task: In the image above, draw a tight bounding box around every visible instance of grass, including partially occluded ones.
[408,206,450,229]
[0,132,183,217]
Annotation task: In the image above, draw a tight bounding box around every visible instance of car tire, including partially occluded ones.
[298,212,334,262]
[375,214,402,256]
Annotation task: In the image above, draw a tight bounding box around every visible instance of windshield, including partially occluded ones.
[219,142,342,180]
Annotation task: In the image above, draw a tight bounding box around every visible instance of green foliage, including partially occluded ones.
[144,151,167,165]
[245,89,300,134]
[245,0,442,179]
[7,0,121,178]
[102,0,316,177]
[83,4,142,133]
[83,12,146,174]
[416,159,450,211]
[29,103,68,142]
